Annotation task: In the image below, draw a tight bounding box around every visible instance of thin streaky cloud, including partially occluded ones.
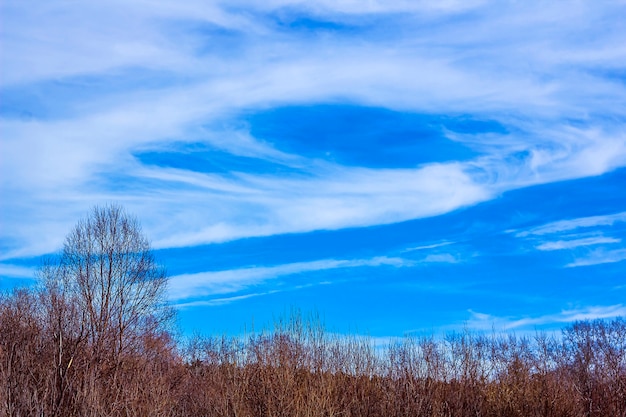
[174,281,329,308]
[168,256,412,301]
[169,250,465,305]
[174,291,280,309]
[566,248,626,268]
[404,241,455,252]
[515,211,626,238]
[536,236,621,251]
[422,253,459,264]
[468,304,626,331]
[0,263,36,279]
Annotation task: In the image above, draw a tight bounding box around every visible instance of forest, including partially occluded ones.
[1,206,625,417]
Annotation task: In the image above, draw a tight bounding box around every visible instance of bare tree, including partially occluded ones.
[46,205,171,362]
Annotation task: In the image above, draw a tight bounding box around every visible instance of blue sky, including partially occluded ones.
[1,0,626,337]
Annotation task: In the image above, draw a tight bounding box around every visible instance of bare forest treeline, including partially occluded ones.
[2,293,626,417]
[1,206,625,416]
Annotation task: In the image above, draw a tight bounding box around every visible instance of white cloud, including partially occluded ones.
[168,250,465,304]
[468,304,626,331]
[512,212,626,268]
[2,0,626,261]
[516,212,626,238]
[168,256,411,301]
[0,263,36,279]
[173,291,279,309]
[536,236,621,251]
[404,241,455,252]
[566,248,626,267]
[141,163,491,249]
[224,0,488,16]
[422,253,459,264]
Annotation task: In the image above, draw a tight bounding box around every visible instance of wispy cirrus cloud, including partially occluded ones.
[404,241,455,252]
[511,210,626,268]
[169,250,463,304]
[174,291,280,309]
[422,253,460,264]
[516,212,626,238]
[168,256,411,301]
[536,236,621,251]
[0,263,36,280]
[566,248,626,268]
[468,304,626,331]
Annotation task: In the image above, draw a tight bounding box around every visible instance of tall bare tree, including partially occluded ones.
[45,205,171,362]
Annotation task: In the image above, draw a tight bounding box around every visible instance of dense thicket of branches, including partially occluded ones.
[0,205,173,417]
[2,299,625,416]
[1,206,624,416]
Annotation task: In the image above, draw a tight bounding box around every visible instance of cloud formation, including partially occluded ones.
[510,210,626,268]
[0,263,36,280]
[536,237,621,251]
[516,212,626,238]
[1,0,626,339]
[169,256,410,302]
[468,304,626,331]
[566,248,626,268]
[2,1,626,260]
